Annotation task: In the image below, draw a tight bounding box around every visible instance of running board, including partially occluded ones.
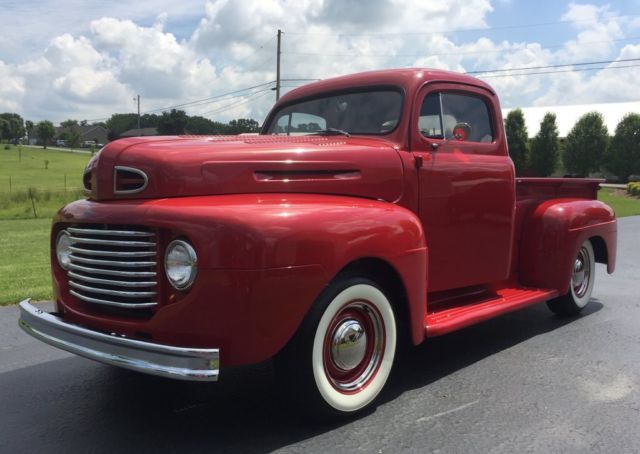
[424,287,559,337]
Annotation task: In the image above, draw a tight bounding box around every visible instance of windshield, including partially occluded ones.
[265,89,403,136]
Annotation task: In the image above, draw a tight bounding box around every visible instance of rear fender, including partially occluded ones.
[519,198,616,293]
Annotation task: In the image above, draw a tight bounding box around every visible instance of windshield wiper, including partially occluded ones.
[310,128,351,137]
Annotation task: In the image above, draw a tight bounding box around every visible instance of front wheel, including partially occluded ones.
[277,277,397,418]
[547,239,595,316]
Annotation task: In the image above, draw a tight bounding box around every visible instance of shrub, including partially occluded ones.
[628,182,640,196]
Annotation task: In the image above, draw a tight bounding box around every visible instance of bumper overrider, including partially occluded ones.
[18,299,219,381]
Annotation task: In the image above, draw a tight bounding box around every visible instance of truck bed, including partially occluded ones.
[516,177,603,201]
[514,177,604,247]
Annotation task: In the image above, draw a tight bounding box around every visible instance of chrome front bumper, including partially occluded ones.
[18,299,219,381]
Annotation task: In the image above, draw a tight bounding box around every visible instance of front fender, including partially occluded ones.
[147,194,426,271]
[57,194,427,364]
[519,198,616,293]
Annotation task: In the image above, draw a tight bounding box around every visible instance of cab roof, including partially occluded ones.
[276,68,495,106]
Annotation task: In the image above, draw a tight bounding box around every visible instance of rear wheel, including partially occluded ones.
[547,239,595,316]
[277,277,397,418]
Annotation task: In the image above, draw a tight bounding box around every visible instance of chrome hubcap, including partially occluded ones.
[323,301,385,392]
[331,320,367,371]
[572,246,591,298]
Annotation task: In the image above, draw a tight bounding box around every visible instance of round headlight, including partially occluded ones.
[56,230,72,270]
[165,240,197,290]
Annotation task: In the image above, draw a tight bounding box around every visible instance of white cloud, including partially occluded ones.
[559,3,623,60]
[0,0,639,125]
[0,62,25,112]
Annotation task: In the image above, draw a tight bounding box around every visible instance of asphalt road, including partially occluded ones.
[1,217,639,454]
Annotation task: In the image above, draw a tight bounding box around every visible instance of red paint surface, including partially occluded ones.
[51,69,617,366]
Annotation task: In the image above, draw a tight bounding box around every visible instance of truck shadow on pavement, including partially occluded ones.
[2,300,602,453]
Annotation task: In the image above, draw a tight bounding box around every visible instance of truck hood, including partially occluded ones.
[84,135,405,202]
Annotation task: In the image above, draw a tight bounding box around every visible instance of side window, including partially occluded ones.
[419,93,443,138]
[419,92,494,143]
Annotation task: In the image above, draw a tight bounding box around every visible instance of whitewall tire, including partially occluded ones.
[277,277,397,418]
[547,239,596,316]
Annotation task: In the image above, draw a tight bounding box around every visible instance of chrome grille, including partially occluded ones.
[66,226,158,309]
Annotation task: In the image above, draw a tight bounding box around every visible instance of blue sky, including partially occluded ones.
[1,0,639,123]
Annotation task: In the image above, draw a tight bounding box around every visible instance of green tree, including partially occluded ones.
[36,120,55,149]
[157,109,188,135]
[0,118,8,142]
[106,113,138,140]
[59,119,81,148]
[62,129,81,148]
[186,115,230,134]
[0,113,25,142]
[60,119,79,129]
[140,113,160,128]
[25,120,34,142]
[226,118,260,134]
[563,112,608,177]
[606,113,640,182]
[529,112,560,177]
[504,109,529,175]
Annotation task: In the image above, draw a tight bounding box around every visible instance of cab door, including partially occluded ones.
[412,83,515,292]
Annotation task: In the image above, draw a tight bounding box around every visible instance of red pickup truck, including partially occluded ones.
[19,68,617,417]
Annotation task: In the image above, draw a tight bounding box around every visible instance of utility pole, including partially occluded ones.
[135,94,141,129]
[276,29,282,101]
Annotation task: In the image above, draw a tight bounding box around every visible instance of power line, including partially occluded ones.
[285,13,640,37]
[184,85,276,116]
[83,82,276,123]
[142,81,276,113]
[250,53,276,72]
[202,90,273,119]
[200,88,273,117]
[468,57,640,75]
[281,78,322,82]
[281,36,640,59]
[277,57,640,85]
[477,63,640,78]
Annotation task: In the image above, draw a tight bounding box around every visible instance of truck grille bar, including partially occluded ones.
[66,226,159,310]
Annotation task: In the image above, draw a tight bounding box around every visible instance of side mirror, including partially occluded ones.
[452,122,471,141]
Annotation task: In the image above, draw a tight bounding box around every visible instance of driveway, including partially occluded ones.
[1,217,638,453]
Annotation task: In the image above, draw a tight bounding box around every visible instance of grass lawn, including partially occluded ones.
[598,188,640,217]
[1,145,90,192]
[0,145,89,220]
[0,218,52,305]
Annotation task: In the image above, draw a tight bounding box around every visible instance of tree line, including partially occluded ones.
[103,109,260,140]
[0,110,262,148]
[3,108,639,182]
[505,110,640,183]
